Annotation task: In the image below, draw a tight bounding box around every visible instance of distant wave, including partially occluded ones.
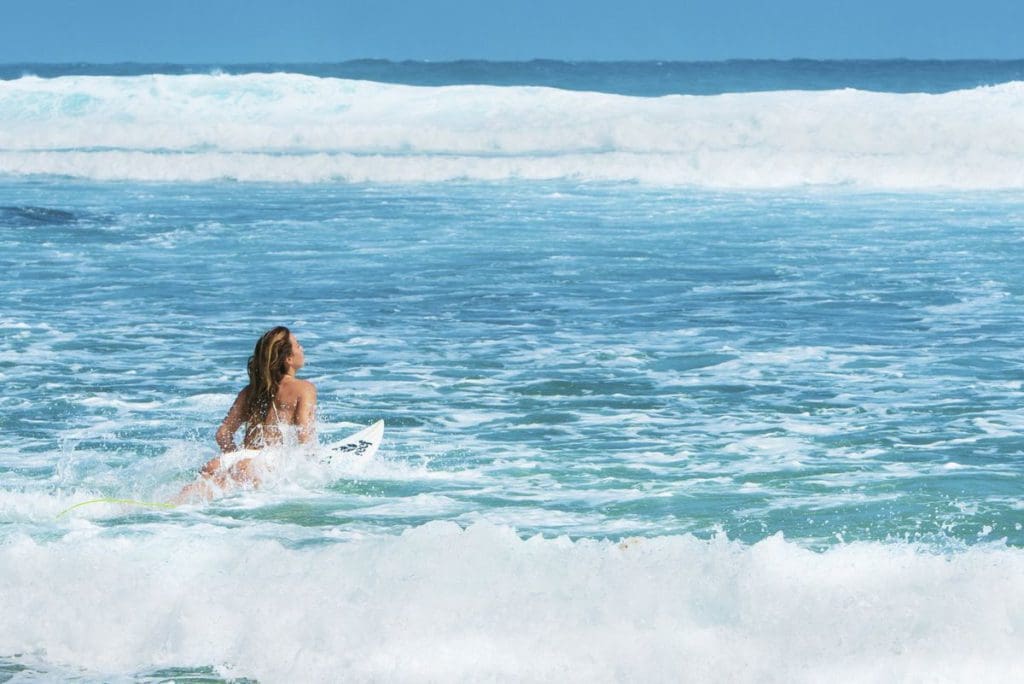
[6,60,1024,96]
[1,73,1022,188]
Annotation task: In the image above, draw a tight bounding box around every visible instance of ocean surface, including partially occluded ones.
[1,60,1023,682]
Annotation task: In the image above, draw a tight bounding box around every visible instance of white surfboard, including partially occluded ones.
[322,419,384,463]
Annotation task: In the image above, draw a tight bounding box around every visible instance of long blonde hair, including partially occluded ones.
[245,326,293,425]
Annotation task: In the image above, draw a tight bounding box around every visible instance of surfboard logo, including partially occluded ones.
[323,420,384,464]
[336,439,373,456]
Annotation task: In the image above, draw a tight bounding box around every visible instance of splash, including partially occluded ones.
[1,522,1021,681]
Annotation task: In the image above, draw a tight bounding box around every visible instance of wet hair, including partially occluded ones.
[244,326,293,425]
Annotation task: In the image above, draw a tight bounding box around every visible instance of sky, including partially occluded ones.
[1,0,1022,63]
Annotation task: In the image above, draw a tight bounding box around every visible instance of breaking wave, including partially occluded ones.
[1,73,1022,188]
[1,522,1022,681]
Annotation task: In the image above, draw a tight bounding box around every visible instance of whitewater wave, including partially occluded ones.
[1,522,1022,682]
[1,73,1022,188]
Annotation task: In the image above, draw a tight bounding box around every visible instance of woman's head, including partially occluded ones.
[245,326,303,422]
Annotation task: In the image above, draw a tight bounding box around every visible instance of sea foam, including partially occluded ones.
[1,74,1022,188]
[1,522,1021,681]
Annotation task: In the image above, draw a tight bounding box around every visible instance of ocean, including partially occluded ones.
[1,60,1023,682]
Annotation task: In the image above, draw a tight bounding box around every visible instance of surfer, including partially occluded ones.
[173,326,317,502]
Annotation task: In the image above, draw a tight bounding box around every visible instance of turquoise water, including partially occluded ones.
[1,63,1023,681]
[4,180,1023,547]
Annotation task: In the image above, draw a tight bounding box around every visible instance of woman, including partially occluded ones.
[174,326,317,502]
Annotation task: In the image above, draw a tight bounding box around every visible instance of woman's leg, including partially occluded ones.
[171,457,228,503]
[227,457,262,488]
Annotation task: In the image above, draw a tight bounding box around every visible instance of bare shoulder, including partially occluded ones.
[281,376,316,400]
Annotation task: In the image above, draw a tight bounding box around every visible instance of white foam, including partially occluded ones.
[922,291,1010,315]
[0,523,1021,681]
[79,396,163,411]
[1,74,1022,188]
[340,493,464,518]
[0,489,107,522]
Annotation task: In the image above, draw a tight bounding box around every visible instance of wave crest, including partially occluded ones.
[1,74,1023,188]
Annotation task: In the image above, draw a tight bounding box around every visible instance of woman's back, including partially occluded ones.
[214,328,316,453]
[241,375,318,448]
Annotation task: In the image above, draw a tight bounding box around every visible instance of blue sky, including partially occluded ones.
[2,0,1022,62]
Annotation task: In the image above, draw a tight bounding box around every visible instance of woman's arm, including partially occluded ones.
[295,381,317,444]
[215,388,248,453]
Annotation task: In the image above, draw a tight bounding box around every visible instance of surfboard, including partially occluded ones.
[322,419,384,463]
